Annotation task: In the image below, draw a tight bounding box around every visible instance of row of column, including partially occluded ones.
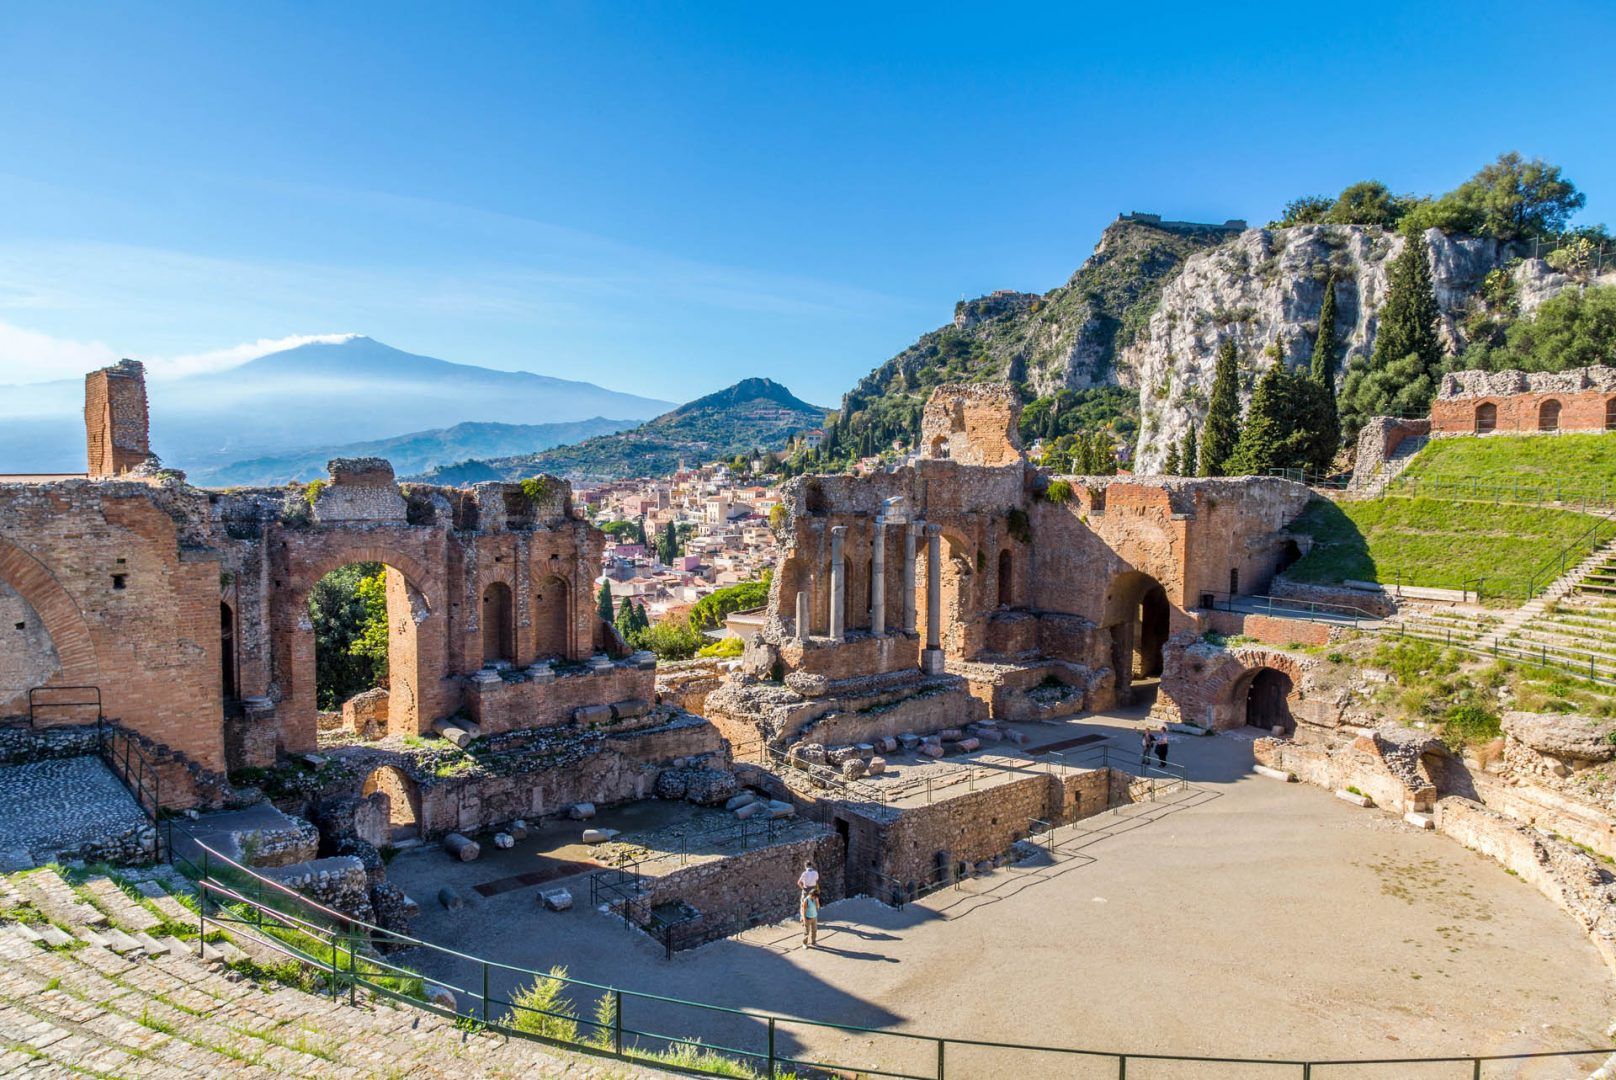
[801,519,941,653]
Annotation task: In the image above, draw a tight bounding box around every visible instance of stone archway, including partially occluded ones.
[1102,570,1171,701]
[359,765,421,846]
[276,544,440,753]
[532,575,571,661]
[1239,667,1296,735]
[0,538,98,719]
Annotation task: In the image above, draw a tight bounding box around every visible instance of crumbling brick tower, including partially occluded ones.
[919,383,1024,466]
[85,359,152,477]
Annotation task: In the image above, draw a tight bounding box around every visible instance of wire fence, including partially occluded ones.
[165,830,1614,1079]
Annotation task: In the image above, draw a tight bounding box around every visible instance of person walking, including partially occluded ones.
[799,887,819,948]
[1153,724,1170,768]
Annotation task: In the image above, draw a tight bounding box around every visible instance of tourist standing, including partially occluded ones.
[800,887,819,948]
[1154,724,1170,767]
[798,859,819,892]
[1140,726,1153,766]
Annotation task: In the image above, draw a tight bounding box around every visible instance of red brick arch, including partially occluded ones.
[0,537,99,687]
[1203,648,1310,732]
[273,540,446,752]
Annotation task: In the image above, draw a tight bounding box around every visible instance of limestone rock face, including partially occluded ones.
[1123,225,1573,472]
[1504,712,1616,762]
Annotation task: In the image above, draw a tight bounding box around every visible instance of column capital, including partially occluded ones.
[830,524,848,538]
[924,522,942,538]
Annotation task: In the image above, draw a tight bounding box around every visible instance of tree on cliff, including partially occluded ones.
[1180,422,1198,478]
[1340,229,1442,435]
[1163,443,1180,475]
[1226,365,1338,477]
[1199,339,1241,477]
[1308,274,1343,469]
[1402,153,1586,241]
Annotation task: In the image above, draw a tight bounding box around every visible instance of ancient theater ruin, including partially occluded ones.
[5,365,1616,1078]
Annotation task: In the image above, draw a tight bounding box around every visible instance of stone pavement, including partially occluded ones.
[0,756,147,866]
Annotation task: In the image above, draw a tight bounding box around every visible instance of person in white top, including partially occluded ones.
[797,861,819,891]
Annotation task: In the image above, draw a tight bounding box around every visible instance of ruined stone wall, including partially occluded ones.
[634,829,844,948]
[465,662,655,735]
[84,360,151,478]
[919,383,1024,467]
[1431,365,1616,435]
[0,481,226,769]
[1201,609,1332,648]
[0,579,61,716]
[1350,417,1431,487]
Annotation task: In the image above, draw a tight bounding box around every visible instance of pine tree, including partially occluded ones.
[1307,275,1344,474]
[1180,423,1198,478]
[1200,339,1241,477]
[596,581,613,624]
[1226,364,1290,476]
[1163,443,1181,475]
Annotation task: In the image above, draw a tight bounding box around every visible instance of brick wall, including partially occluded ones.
[466,663,655,734]
[84,361,150,478]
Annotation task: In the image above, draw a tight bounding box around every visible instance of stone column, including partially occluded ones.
[870,517,887,636]
[923,523,944,673]
[903,522,919,634]
[795,589,811,641]
[829,526,847,641]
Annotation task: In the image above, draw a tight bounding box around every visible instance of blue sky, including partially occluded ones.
[0,1,1612,405]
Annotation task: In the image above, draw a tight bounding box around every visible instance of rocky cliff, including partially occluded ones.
[1123,225,1578,472]
[838,217,1240,436]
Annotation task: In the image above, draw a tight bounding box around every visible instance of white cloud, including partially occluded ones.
[0,321,117,384]
[0,321,359,385]
[144,332,360,379]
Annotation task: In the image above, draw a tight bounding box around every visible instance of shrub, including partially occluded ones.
[1442,704,1501,749]
[303,479,328,508]
[695,636,744,659]
[519,476,555,504]
[1043,479,1074,504]
[505,966,579,1043]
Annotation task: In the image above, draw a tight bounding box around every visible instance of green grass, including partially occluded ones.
[1396,432,1616,502]
[1285,496,1604,598]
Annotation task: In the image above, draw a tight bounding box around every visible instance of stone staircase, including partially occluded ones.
[1352,434,1428,498]
[1474,536,1616,675]
[0,865,666,1078]
[1377,605,1502,649]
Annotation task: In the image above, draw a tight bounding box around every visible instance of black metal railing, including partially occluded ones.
[164,822,1612,1077]
[26,684,102,727]
[96,718,163,861]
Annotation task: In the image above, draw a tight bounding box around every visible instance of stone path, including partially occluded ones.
[0,865,672,1078]
[0,756,148,864]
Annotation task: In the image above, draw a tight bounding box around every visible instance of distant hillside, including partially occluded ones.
[194,417,634,486]
[420,378,827,482]
[0,335,672,474]
[834,216,1240,449]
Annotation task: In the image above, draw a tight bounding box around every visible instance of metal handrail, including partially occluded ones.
[26,684,102,727]
[96,718,162,861]
[167,827,1611,1077]
[1523,508,1616,600]
[1201,591,1382,626]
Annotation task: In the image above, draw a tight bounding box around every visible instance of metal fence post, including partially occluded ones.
[482,961,489,1022]
[1118,1054,1126,1079]
[767,1017,776,1077]
[936,1038,945,1080]
[612,989,623,1056]
[1472,1058,1481,1080]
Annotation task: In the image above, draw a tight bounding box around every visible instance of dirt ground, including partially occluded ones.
[387,708,1616,1080]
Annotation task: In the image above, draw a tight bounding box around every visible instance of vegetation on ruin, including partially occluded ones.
[1284,496,1603,599]
[1456,285,1616,373]
[689,573,770,632]
[519,475,556,505]
[1042,478,1074,504]
[307,563,389,709]
[695,635,744,658]
[1395,431,1616,499]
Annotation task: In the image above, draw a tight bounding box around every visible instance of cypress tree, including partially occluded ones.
[1227,364,1290,476]
[1200,339,1241,477]
[1163,443,1181,475]
[1342,230,1441,435]
[1180,423,1198,478]
[596,581,613,624]
[615,598,639,639]
[1310,273,1340,387]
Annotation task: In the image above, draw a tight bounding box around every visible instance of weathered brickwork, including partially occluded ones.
[1430,364,1616,435]
[84,360,152,478]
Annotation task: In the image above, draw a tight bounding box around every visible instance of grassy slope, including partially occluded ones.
[1285,495,1602,598]
[1397,433,1616,499]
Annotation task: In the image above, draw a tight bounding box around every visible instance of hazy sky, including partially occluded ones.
[1,1,1612,404]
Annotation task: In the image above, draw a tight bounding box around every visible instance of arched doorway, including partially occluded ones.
[482,581,514,665]
[1103,571,1171,702]
[1244,668,1296,735]
[1606,398,1616,432]
[360,766,420,845]
[532,575,570,661]
[1475,402,1497,433]
[0,578,64,718]
[997,549,1013,607]
[1539,399,1561,432]
[220,601,236,701]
